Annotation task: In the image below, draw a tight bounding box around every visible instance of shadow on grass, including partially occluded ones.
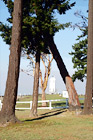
[40,109,65,116]
[24,109,67,122]
[52,102,66,107]
[16,109,25,111]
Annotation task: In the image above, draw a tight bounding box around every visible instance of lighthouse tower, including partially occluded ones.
[49,76,56,94]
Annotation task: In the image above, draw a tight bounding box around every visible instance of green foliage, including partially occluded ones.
[0,0,75,54]
[0,22,11,44]
[70,14,88,82]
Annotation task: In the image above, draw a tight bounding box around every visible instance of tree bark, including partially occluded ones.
[0,0,23,124]
[84,0,93,115]
[40,54,53,107]
[48,36,81,110]
[42,88,47,107]
[30,51,40,117]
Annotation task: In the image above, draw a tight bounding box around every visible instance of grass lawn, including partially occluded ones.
[0,95,93,140]
[15,94,84,108]
[0,109,93,140]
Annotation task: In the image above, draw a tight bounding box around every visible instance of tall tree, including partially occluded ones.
[29,0,81,111]
[40,53,53,106]
[70,12,88,82]
[84,0,93,114]
[30,50,40,117]
[0,0,81,111]
[47,35,80,110]
[21,52,53,107]
[0,0,23,124]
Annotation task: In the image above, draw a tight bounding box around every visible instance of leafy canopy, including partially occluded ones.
[70,12,88,82]
[0,0,75,54]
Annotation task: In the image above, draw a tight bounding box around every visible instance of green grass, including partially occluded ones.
[1,94,91,140]
[17,94,63,101]
[0,109,93,140]
[16,94,85,108]
[16,94,67,108]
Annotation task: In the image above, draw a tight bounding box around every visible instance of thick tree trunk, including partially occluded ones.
[30,51,40,117]
[0,0,23,124]
[42,88,47,107]
[48,36,80,110]
[84,0,93,115]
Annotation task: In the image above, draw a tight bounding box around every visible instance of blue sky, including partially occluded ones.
[0,0,88,95]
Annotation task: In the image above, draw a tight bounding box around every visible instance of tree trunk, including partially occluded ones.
[48,36,80,110]
[42,88,47,107]
[40,54,53,107]
[30,51,40,117]
[84,0,93,115]
[0,0,23,124]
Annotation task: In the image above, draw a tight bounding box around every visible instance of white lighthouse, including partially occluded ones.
[49,76,56,94]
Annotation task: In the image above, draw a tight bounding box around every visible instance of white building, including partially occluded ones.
[49,76,56,94]
[62,90,69,98]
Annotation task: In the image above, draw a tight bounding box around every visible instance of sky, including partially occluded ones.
[0,0,88,96]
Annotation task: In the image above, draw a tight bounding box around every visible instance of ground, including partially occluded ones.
[0,95,93,140]
[0,109,93,140]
